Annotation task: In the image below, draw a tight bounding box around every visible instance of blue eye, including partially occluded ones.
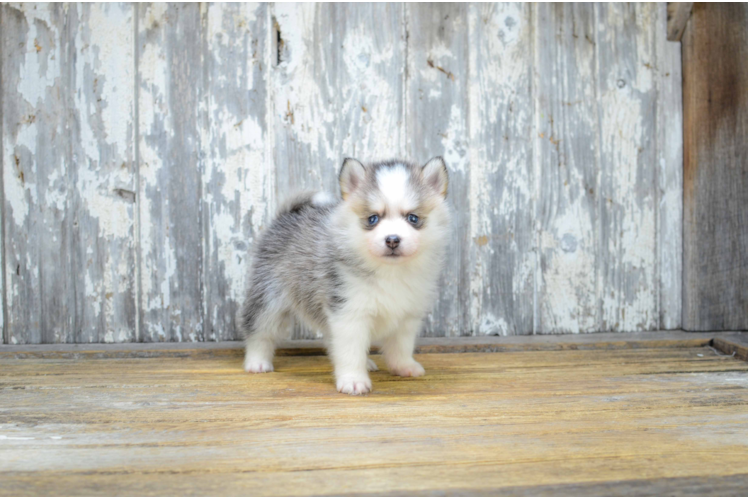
[367,214,379,225]
[407,214,419,224]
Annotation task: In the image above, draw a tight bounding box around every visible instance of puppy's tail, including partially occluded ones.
[275,190,337,216]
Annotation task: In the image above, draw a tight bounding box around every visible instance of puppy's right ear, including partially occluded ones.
[339,158,366,200]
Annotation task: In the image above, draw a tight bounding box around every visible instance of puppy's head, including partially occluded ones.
[337,157,450,264]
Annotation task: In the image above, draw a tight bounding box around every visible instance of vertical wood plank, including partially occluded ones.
[69,3,137,342]
[595,3,659,332]
[273,3,337,200]
[406,3,469,337]
[1,4,74,343]
[682,3,748,330]
[468,3,535,336]
[202,3,272,341]
[535,4,599,333]
[0,3,4,343]
[274,3,405,339]
[655,3,683,330]
[336,3,405,161]
[137,3,204,342]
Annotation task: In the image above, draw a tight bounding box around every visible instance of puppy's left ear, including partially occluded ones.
[422,156,449,198]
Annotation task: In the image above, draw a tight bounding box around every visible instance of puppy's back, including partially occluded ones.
[245,191,341,329]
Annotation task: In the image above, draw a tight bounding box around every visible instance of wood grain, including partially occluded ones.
[682,3,748,331]
[201,3,272,341]
[468,3,535,335]
[666,2,693,42]
[406,3,468,337]
[713,333,748,362]
[655,2,683,330]
[137,3,204,342]
[535,4,599,333]
[0,3,686,343]
[596,3,659,332]
[0,330,716,359]
[1,346,747,495]
[1,3,5,344]
[2,4,73,344]
[70,4,137,343]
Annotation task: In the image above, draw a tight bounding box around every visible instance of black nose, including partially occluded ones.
[385,235,400,249]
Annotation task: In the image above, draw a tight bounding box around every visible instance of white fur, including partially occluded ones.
[327,185,450,394]
[311,191,335,206]
[375,165,416,210]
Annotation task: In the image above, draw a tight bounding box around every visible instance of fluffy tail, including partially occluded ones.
[275,190,336,216]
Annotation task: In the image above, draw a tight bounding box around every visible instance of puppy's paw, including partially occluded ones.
[336,374,372,395]
[366,358,379,372]
[389,360,425,378]
[244,356,274,373]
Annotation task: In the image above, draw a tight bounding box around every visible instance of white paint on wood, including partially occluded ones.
[468,3,535,335]
[535,4,600,333]
[202,3,273,340]
[655,3,683,330]
[596,4,659,332]
[4,6,66,342]
[71,3,136,343]
[137,4,203,342]
[0,2,684,343]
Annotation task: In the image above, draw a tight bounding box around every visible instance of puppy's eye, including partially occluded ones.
[407,214,419,225]
[367,214,379,226]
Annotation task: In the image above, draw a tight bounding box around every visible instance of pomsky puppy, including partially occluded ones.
[237,157,451,395]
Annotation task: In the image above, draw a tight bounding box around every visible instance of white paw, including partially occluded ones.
[389,360,425,378]
[366,358,379,372]
[336,374,372,395]
[244,357,274,373]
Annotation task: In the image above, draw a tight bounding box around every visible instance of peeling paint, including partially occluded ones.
[1,3,682,343]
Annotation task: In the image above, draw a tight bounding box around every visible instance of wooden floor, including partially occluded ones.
[2,336,748,495]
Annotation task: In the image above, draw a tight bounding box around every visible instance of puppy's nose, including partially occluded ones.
[385,235,400,249]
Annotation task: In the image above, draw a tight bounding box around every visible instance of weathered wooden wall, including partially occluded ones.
[682,2,748,331]
[0,3,683,344]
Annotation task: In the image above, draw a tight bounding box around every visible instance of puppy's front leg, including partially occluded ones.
[329,316,372,395]
[382,317,425,377]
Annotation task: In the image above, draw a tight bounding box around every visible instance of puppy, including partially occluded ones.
[237,157,451,395]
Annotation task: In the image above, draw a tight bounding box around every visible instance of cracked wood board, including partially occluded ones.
[1,3,136,344]
[468,3,535,335]
[595,3,659,332]
[535,4,599,333]
[137,4,204,342]
[201,3,273,341]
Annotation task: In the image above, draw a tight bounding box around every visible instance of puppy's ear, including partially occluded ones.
[339,158,366,200]
[422,156,449,198]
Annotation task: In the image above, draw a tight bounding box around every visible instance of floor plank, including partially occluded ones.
[1,347,747,495]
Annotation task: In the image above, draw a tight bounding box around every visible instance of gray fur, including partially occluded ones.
[238,193,347,338]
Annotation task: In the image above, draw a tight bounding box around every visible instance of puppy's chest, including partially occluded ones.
[346,271,432,323]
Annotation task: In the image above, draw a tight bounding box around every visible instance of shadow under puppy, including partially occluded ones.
[238,157,451,395]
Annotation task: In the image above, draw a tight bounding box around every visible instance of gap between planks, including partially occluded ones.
[1,331,746,361]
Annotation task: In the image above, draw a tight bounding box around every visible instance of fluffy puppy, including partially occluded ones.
[237,157,451,395]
